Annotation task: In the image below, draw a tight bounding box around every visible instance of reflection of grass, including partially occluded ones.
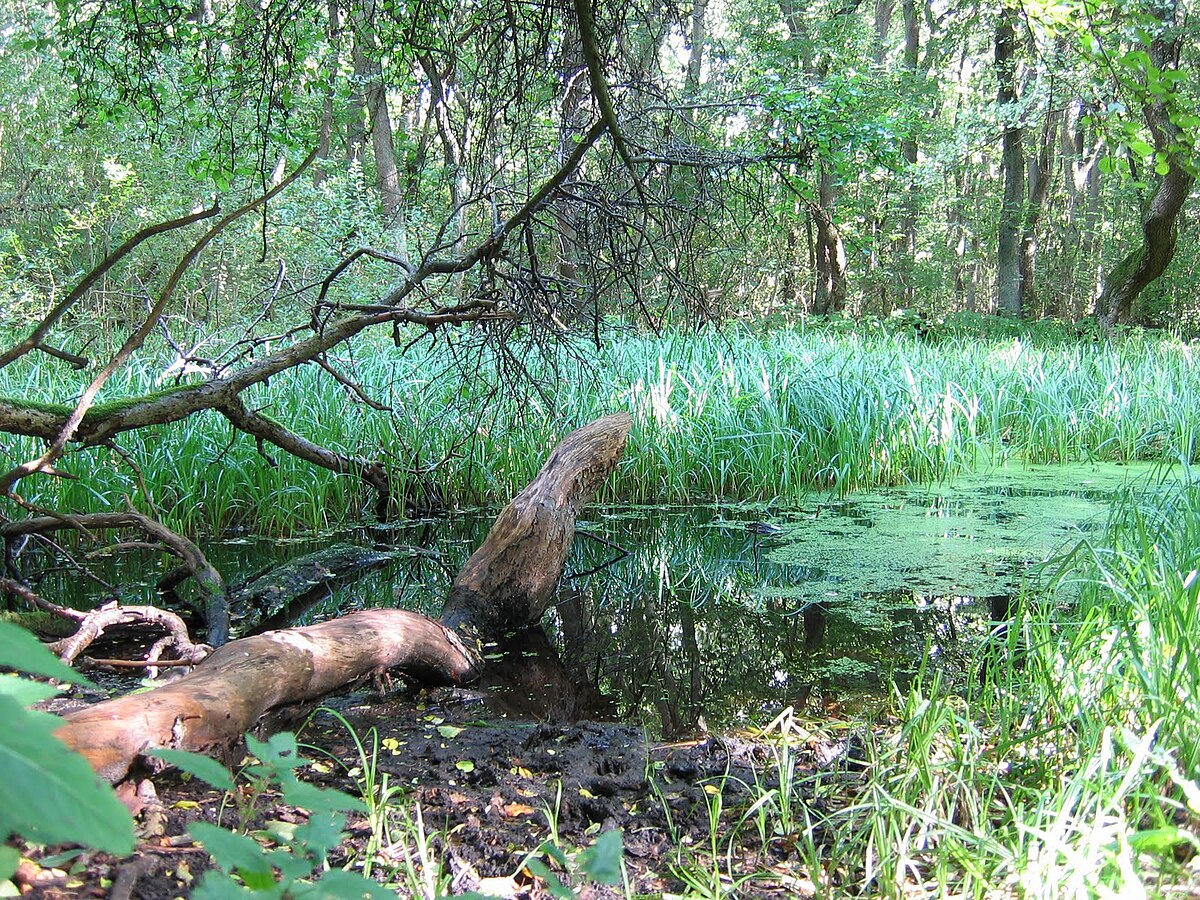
[3,327,1198,534]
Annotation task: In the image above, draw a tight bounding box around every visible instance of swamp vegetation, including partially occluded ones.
[3,0,1200,893]
[3,329,1199,898]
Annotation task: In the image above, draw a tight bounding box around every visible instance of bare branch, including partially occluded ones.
[0,509,228,644]
[314,355,391,411]
[0,204,220,371]
[0,576,86,622]
[0,150,318,497]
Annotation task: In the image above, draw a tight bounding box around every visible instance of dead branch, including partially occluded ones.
[49,602,210,669]
[0,204,220,371]
[54,413,631,783]
[0,150,318,497]
[0,576,86,622]
[0,126,606,465]
[0,510,228,643]
[217,395,393,518]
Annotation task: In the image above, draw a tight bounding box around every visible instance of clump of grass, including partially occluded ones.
[803,478,1200,897]
[3,326,1198,534]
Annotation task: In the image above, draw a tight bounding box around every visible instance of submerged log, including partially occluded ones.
[228,543,402,637]
[55,413,632,781]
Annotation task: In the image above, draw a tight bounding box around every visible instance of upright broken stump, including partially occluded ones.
[55,413,633,782]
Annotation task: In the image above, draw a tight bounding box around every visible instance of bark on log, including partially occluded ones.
[58,611,476,783]
[55,413,632,782]
[441,413,632,636]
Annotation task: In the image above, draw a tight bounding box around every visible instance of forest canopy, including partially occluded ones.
[1,0,1197,342]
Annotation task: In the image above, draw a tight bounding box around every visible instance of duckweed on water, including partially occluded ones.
[759,461,1179,604]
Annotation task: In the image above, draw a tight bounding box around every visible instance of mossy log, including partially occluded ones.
[227,543,401,637]
[55,413,632,782]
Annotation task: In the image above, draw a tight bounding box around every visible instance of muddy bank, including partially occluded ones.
[18,687,865,899]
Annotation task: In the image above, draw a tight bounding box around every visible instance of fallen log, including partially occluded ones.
[227,543,403,638]
[55,413,632,782]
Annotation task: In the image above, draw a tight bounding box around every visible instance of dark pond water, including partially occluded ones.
[17,462,1168,738]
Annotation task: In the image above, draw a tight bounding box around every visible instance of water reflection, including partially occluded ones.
[15,465,1146,738]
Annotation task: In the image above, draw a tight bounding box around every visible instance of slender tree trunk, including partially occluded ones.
[351,0,403,222]
[313,0,342,187]
[812,166,847,315]
[895,0,921,312]
[995,5,1024,317]
[685,0,709,98]
[778,0,845,314]
[555,13,589,287]
[873,0,895,66]
[418,54,468,250]
[1099,0,1195,327]
[1017,104,1057,316]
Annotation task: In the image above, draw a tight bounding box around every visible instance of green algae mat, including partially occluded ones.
[761,461,1185,605]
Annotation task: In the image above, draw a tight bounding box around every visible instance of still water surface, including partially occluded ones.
[34,462,1175,737]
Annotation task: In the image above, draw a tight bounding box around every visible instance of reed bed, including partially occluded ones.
[1,326,1197,534]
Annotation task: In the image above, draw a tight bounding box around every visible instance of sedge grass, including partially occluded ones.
[2,326,1198,535]
[781,478,1200,898]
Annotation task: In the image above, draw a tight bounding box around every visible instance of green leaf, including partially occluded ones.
[149,749,236,792]
[577,829,624,885]
[280,779,366,814]
[0,846,19,881]
[191,869,260,899]
[293,869,395,898]
[290,811,347,867]
[524,857,572,899]
[0,676,59,706]
[0,695,134,854]
[0,621,91,686]
[437,724,463,739]
[455,759,475,773]
[247,732,304,769]
[1129,826,1198,853]
[189,821,272,879]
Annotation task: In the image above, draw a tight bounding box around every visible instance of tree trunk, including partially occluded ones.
[351,0,403,222]
[1017,103,1057,316]
[873,0,895,66]
[895,0,920,312]
[56,413,633,783]
[1099,0,1195,328]
[685,0,710,99]
[554,12,589,287]
[1099,165,1194,327]
[812,166,847,315]
[995,5,1023,317]
[313,0,342,187]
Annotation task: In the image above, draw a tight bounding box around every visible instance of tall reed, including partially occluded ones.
[2,326,1197,534]
[815,477,1200,897]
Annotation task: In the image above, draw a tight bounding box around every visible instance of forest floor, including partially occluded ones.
[18,686,868,899]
